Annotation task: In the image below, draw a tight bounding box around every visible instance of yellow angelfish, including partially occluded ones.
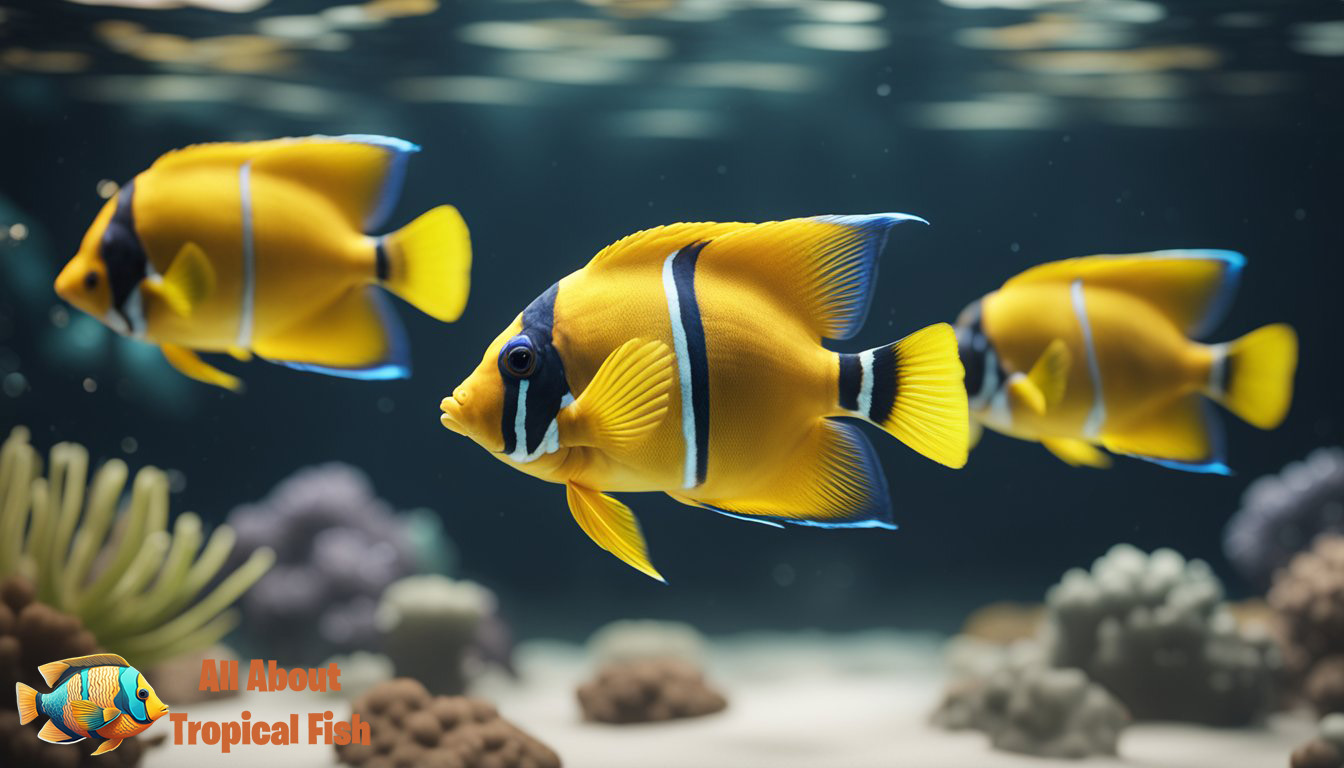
[54,135,471,391]
[954,250,1297,473]
[15,653,169,756]
[439,214,969,580]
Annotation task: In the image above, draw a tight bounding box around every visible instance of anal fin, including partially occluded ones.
[91,738,124,756]
[566,485,664,582]
[1041,437,1112,468]
[1101,395,1229,474]
[684,419,894,529]
[38,720,83,744]
[254,286,409,380]
[159,344,242,392]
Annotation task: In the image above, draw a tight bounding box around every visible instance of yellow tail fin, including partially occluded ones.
[1210,323,1297,429]
[16,682,39,725]
[382,205,471,322]
[854,323,969,468]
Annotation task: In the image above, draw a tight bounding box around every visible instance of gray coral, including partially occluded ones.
[933,643,1128,759]
[225,463,425,664]
[376,575,508,695]
[1046,544,1279,725]
[1224,447,1344,589]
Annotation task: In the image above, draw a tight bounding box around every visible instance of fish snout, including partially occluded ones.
[439,394,466,435]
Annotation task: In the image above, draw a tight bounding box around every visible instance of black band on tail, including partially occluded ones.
[838,353,861,411]
[375,239,391,282]
[869,344,898,424]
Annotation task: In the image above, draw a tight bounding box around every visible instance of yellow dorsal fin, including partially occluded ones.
[1041,437,1112,468]
[160,343,243,392]
[38,653,129,688]
[558,338,673,453]
[150,135,421,231]
[69,700,119,731]
[565,484,664,582]
[38,720,83,744]
[1003,250,1245,337]
[146,242,215,317]
[1027,338,1071,409]
[585,222,753,269]
[586,214,927,340]
[91,738,125,755]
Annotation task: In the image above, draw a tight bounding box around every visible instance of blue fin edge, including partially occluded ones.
[811,213,929,341]
[267,289,412,381]
[1120,399,1231,475]
[319,134,421,233]
[701,420,898,530]
[1147,249,1244,338]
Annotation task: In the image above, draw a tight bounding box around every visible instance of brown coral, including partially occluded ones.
[1270,534,1344,713]
[336,678,560,768]
[1292,738,1344,768]
[576,658,727,724]
[0,577,146,767]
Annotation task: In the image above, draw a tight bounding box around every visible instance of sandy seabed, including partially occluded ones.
[144,631,1312,768]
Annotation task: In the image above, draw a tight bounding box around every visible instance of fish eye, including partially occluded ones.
[83,271,99,290]
[137,688,148,701]
[503,338,537,378]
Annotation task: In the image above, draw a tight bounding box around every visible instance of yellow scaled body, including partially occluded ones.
[55,135,471,390]
[442,215,970,580]
[956,251,1297,472]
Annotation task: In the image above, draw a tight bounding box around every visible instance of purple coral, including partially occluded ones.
[1224,448,1344,589]
[226,463,419,665]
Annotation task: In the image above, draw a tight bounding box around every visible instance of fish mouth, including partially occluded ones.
[439,396,466,436]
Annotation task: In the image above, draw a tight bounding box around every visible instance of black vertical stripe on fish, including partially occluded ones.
[499,281,570,457]
[838,353,861,411]
[868,343,898,425]
[102,180,148,319]
[672,241,710,486]
[374,239,390,282]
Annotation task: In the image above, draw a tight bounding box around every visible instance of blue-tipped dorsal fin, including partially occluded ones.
[1004,249,1245,338]
[584,214,927,341]
[151,135,420,233]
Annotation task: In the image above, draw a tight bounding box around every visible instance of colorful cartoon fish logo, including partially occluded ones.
[14,653,169,756]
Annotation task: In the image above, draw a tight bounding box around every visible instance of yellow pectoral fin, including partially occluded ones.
[1007,374,1046,417]
[558,338,673,453]
[1041,437,1112,468]
[565,484,664,582]
[142,243,215,318]
[91,738,124,756]
[1027,338,1071,409]
[160,343,243,392]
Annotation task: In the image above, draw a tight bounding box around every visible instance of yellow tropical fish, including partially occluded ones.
[440,214,969,580]
[15,653,169,756]
[954,250,1297,473]
[55,135,471,391]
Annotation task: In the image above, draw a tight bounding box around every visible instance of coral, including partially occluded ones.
[0,426,273,667]
[376,575,505,695]
[1045,544,1279,725]
[335,678,560,768]
[1224,447,1344,589]
[1291,714,1344,768]
[960,602,1045,645]
[576,658,727,724]
[0,577,147,766]
[587,619,706,664]
[932,644,1128,759]
[224,463,435,664]
[322,651,394,699]
[1270,534,1344,686]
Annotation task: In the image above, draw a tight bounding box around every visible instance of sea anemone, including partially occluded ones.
[0,425,273,667]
